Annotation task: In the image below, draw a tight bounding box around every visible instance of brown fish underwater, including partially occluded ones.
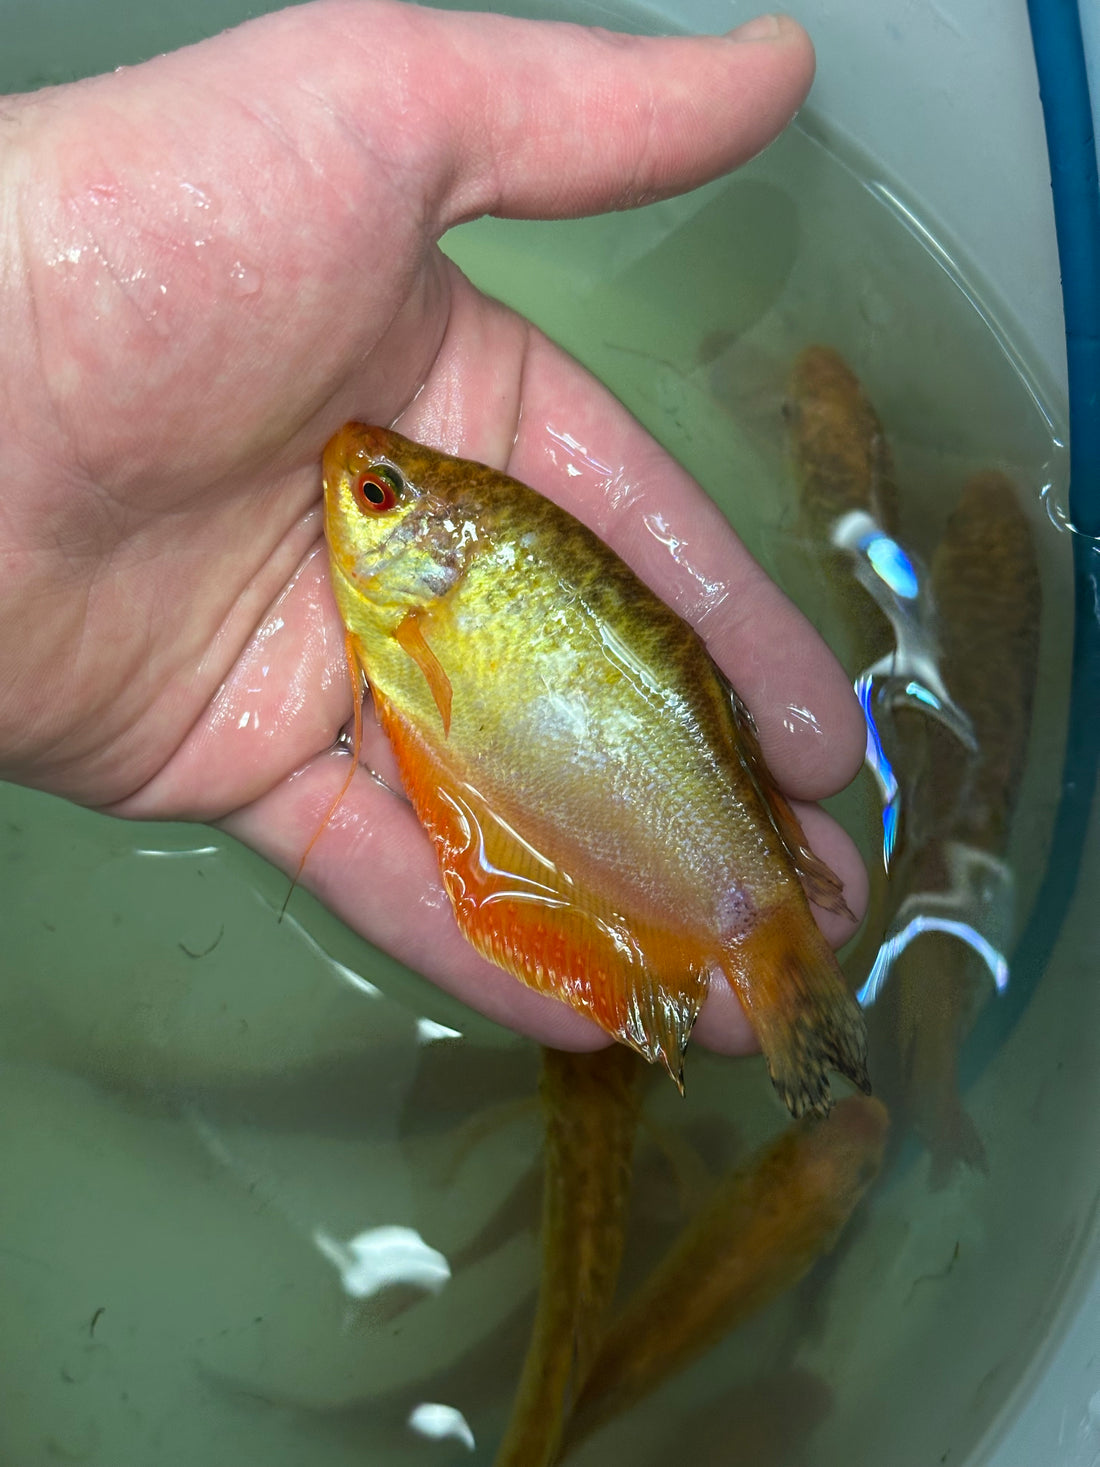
[884,469,1041,1182]
[493,1045,645,1467]
[565,1092,888,1452]
[785,344,1040,1180]
[786,343,900,543]
[493,1049,885,1466]
[323,426,869,1118]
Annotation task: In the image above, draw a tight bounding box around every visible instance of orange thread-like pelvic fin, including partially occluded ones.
[279,629,364,920]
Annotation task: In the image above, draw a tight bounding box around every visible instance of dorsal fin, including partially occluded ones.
[720,676,855,921]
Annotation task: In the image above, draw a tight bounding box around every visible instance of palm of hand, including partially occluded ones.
[0,0,861,1048]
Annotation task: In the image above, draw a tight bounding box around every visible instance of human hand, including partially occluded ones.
[0,0,864,1051]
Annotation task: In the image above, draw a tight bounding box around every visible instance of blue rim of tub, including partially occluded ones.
[967,0,1100,1067]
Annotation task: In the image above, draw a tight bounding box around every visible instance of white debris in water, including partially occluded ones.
[407,1402,476,1450]
[416,1016,464,1044]
[313,1225,450,1300]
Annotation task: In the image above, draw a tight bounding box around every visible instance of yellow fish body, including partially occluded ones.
[323,426,868,1117]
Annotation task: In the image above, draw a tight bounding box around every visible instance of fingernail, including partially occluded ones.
[728,13,783,41]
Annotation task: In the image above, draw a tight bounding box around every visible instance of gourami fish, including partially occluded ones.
[493,1045,644,1467]
[323,426,869,1117]
[883,471,1040,1181]
[923,470,1040,857]
[784,344,920,879]
[785,347,1039,1177]
[785,344,900,542]
[563,1095,888,1452]
[784,343,901,915]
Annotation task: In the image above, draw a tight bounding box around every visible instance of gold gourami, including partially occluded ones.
[786,345,1040,1180]
[786,344,900,541]
[887,470,1040,1181]
[323,425,869,1118]
[493,1046,644,1467]
[564,1093,888,1452]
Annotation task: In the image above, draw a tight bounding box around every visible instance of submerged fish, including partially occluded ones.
[924,470,1040,854]
[784,345,936,874]
[883,470,1041,1181]
[323,426,869,1117]
[563,1095,888,1451]
[493,1046,644,1467]
[786,344,900,542]
[885,932,990,1183]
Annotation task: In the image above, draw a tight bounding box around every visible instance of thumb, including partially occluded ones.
[427,11,815,226]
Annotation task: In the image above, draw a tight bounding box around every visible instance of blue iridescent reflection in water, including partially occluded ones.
[838,515,1013,1009]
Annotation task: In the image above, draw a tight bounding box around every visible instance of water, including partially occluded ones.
[2,5,1098,1466]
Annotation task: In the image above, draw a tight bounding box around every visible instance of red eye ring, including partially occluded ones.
[354,467,401,514]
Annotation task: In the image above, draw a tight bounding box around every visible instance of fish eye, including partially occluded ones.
[353,463,404,514]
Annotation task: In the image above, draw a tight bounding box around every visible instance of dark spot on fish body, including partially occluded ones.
[715,885,758,943]
[418,563,460,599]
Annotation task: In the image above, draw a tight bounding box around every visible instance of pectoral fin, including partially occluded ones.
[395,609,453,735]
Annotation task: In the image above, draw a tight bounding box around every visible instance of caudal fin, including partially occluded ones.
[724,907,869,1119]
